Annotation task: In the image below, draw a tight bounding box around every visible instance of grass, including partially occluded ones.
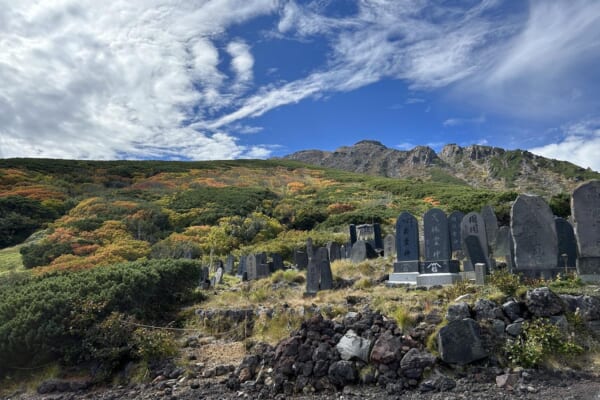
[0,245,25,276]
[0,362,60,397]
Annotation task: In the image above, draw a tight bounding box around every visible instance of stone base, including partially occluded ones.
[417,273,462,287]
[393,261,419,273]
[577,257,600,279]
[421,260,460,274]
[303,291,317,298]
[387,272,420,285]
[460,271,476,282]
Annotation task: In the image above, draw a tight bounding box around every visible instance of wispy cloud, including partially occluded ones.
[530,118,600,171]
[443,115,486,127]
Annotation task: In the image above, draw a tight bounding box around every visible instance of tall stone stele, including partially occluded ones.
[510,194,559,279]
[572,180,600,282]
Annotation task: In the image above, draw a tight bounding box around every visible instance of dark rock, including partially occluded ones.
[446,302,471,322]
[399,348,436,379]
[370,331,402,364]
[437,318,487,364]
[506,322,522,337]
[525,287,564,317]
[420,374,456,392]
[328,360,358,387]
[37,380,57,394]
[473,299,502,321]
[275,336,302,359]
[502,300,522,321]
[560,294,600,321]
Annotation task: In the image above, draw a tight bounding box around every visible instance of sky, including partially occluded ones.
[1,0,600,171]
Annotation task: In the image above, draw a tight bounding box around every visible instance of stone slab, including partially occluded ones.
[416,273,462,287]
[420,260,460,274]
[393,260,420,273]
[388,272,420,285]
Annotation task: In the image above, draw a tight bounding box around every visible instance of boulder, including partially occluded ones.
[336,329,371,362]
[445,302,471,322]
[437,318,487,364]
[473,299,502,321]
[399,348,436,379]
[496,373,519,389]
[328,360,358,387]
[502,300,522,322]
[369,331,402,364]
[560,294,600,321]
[505,322,522,337]
[525,287,564,317]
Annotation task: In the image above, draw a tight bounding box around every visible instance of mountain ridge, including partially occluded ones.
[283,141,599,195]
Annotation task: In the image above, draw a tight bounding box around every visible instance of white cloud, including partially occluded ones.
[530,119,600,171]
[0,0,278,160]
[443,115,486,127]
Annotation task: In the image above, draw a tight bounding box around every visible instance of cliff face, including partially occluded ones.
[284,141,600,195]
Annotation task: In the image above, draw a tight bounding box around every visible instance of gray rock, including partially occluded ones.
[336,329,371,362]
[446,302,471,322]
[525,287,564,317]
[491,319,506,336]
[473,298,502,320]
[419,374,457,392]
[506,322,522,337]
[502,300,522,321]
[496,373,519,389]
[550,315,569,333]
[437,318,487,364]
[560,294,600,321]
[328,360,358,387]
[399,348,436,379]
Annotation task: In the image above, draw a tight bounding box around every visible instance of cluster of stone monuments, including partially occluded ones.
[201,180,600,290]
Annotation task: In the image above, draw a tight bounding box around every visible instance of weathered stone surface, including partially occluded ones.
[305,257,320,294]
[317,247,333,290]
[505,322,522,337]
[525,287,564,317]
[481,205,498,252]
[493,226,511,258]
[445,302,471,322]
[423,208,451,264]
[349,224,357,245]
[448,211,465,252]
[502,300,522,322]
[399,348,436,379]
[560,294,600,321]
[511,194,559,277]
[461,212,489,259]
[473,298,502,321]
[370,331,402,365]
[336,330,371,363]
[350,240,377,263]
[572,180,600,258]
[328,360,358,387]
[437,318,487,364]
[555,217,577,270]
[496,373,519,389]
[395,211,419,262]
[295,250,308,270]
[384,234,396,259]
[327,242,341,262]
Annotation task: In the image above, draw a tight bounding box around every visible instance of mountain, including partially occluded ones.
[283,140,600,195]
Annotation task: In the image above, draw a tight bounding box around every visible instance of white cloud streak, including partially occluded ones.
[530,119,600,171]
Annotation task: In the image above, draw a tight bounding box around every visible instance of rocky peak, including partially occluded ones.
[354,140,386,148]
[407,146,438,166]
[440,144,463,160]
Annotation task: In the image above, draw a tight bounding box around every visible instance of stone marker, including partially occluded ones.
[465,235,489,270]
[317,247,333,290]
[394,212,420,273]
[272,253,284,272]
[384,234,396,259]
[481,205,498,253]
[572,180,600,281]
[350,240,377,263]
[555,217,577,271]
[214,266,224,286]
[422,208,458,273]
[474,263,486,285]
[373,223,383,251]
[246,254,257,281]
[510,194,559,279]
[327,241,342,262]
[493,226,511,258]
[225,254,234,275]
[349,224,357,245]
[294,250,308,270]
[448,211,464,252]
[305,255,320,295]
[200,266,210,289]
[461,212,489,258]
[306,237,314,260]
[237,256,247,279]
[340,244,346,259]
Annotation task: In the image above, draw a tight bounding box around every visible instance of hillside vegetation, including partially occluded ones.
[0,158,519,272]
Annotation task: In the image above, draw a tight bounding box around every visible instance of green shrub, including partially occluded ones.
[0,259,200,376]
[489,269,522,296]
[132,328,177,362]
[505,318,583,368]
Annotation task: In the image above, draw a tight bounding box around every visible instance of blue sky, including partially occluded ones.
[1,0,600,170]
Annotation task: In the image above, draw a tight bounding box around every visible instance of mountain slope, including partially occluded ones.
[284,140,599,195]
